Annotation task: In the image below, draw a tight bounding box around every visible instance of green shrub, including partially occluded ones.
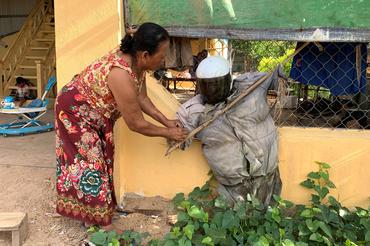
[87,162,370,246]
[150,162,370,246]
[257,48,295,75]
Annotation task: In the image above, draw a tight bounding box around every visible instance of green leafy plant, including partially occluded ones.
[86,162,369,245]
[150,162,370,246]
[231,40,295,73]
[87,227,149,246]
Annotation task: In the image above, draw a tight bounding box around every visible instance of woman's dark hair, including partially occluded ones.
[120,22,169,56]
[16,76,31,86]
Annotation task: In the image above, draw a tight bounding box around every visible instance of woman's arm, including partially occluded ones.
[137,79,173,127]
[108,68,187,140]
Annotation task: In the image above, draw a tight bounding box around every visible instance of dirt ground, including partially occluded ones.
[0,111,171,246]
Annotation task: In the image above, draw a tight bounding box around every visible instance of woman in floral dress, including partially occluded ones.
[55,23,188,227]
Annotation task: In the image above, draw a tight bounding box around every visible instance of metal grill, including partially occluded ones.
[155,69,197,103]
[159,39,370,130]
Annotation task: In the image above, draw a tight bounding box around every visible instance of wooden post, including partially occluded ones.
[35,60,43,98]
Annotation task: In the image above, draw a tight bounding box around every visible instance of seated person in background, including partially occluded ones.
[177,69,192,79]
[15,77,31,106]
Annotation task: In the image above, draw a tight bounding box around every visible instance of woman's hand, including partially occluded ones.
[166,127,188,141]
[166,119,183,128]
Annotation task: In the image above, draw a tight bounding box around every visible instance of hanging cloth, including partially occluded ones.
[164,37,194,68]
[290,42,368,96]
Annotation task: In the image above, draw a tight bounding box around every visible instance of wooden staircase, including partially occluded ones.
[0,0,55,99]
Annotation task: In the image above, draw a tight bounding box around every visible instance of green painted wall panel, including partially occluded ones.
[127,0,370,29]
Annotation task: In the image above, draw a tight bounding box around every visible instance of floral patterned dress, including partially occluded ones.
[55,48,138,226]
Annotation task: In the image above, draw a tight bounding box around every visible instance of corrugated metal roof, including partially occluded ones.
[0,0,37,37]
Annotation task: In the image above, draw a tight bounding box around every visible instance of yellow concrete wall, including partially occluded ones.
[114,81,209,200]
[120,123,370,208]
[279,127,370,208]
[54,0,125,196]
[54,0,210,202]
[54,0,369,208]
[54,0,123,89]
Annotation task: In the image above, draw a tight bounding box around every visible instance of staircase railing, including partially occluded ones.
[36,40,56,98]
[0,0,51,96]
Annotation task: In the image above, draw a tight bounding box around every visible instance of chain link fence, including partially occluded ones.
[157,38,370,130]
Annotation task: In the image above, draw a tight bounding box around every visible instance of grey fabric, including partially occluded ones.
[164,37,194,68]
[176,94,205,150]
[176,94,205,131]
[176,67,285,206]
[217,168,282,206]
